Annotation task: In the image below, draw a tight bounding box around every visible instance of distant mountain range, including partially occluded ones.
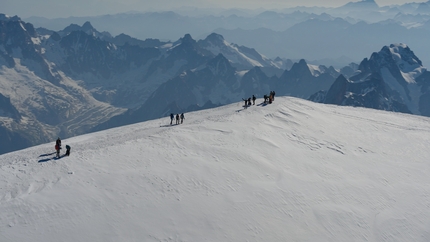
[22,1,430,66]
[214,17,430,68]
[1,11,430,155]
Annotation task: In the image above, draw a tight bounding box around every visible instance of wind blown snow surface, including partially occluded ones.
[1,97,430,242]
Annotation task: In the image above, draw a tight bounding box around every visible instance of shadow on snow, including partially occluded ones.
[38,154,66,163]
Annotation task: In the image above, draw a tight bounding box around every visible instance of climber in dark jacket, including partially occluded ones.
[180,113,185,124]
[170,113,174,125]
[65,145,71,156]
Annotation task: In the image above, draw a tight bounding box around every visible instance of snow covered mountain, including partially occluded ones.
[310,73,412,114]
[0,15,286,155]
[2,97,430,241]
[275,59,340,99]
[197,33,279,69]
[310,44,430,117]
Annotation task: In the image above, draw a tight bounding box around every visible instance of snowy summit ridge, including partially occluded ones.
[1,97,430,241]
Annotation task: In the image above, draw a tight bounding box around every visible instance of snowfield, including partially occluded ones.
[1,97,430,241]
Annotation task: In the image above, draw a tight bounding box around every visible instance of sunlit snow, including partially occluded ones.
[1,97,430,241]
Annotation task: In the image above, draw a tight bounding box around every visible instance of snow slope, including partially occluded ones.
[1,97,430,242]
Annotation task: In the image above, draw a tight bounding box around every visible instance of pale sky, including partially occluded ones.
[1,0,428,18]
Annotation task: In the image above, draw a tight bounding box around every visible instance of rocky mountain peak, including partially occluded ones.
[82,21,95,31]
[0,17,40,66]
[181,34,195,44]
[60,21,110,40]
[388,44,422,69]
[168,34,213,61]
[288,59,313,77]
[207,54,234,76]
[0,14,21,22]
[173,34,199,52]
[313,43,430,118]
[358,44,424,76]
[203,33,225,45]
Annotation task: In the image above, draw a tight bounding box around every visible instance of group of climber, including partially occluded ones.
[166,90,276,123]
[242,95,256,108]
[170,113,185,125]
[243,91,276,108]
[263,91,276,104]
[54,137,71,158]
